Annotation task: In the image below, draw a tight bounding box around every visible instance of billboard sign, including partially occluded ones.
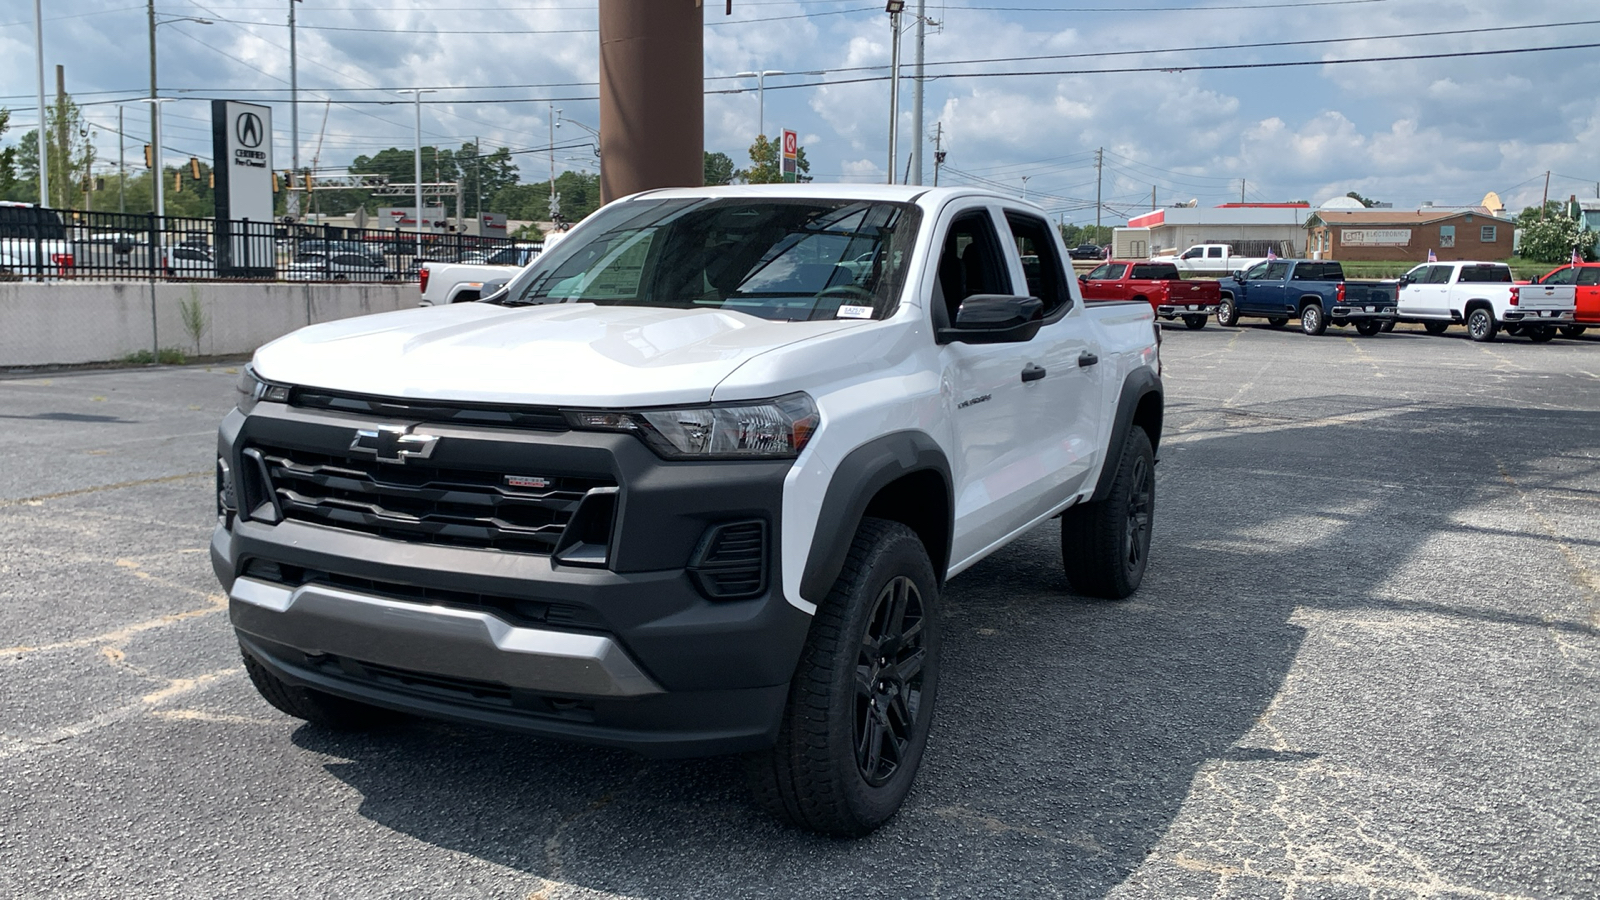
[1340,228,1411,246]
[781,129,798,183]
[211,100,275,275]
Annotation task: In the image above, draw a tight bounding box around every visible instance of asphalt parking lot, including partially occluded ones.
[2,323,1597,899]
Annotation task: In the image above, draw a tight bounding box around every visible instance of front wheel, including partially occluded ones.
[1267,317,1288,328]
[749,518,941,837]
[1466,308,1499,342]
[1183,314,1207,330]
[1216,297,1239,327]
[1526,326,1556,343]
[1560,325,1587,338]
[1300,303,1327,335]
[242,646,401,730]
[1423,321,1450,335]
[1061,426,1155,600]
[1355,319,1384,336]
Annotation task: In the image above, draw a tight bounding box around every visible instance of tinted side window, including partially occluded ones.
[1459,265,1511,283]
[1006,213,1071,315]
[1540,267,1578,285]
[1426,266,1454,284]
[1084,263,1117,280]
[1207,247,1223,258]
[1129,264,1176,280]
[935,210,1012,323]
[1245,262,1271,279]
[1578,268,1600,286]
[1264,261,1291,279]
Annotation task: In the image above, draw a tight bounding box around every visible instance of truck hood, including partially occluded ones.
[251,302,862,407]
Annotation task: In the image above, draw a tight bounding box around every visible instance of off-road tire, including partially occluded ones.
[1423,321,1450,335]
[1355,319,1384,336]
[1526,326,1556,343]
[1060,426,1155,600]
[1183,315,1207,330]
[242,645,400,730]
[1216,297,1239,326]
[1560,325,1587,338]
[1300,303,1327,335]
[1267,317,1288,328]
[749,518,942,837]
[1467,308,1498,342]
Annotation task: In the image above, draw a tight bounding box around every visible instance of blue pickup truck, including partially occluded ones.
[1215,259,1397,336]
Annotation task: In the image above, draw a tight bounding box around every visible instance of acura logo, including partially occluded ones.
[349,425,439,464]
[236,112,264,149]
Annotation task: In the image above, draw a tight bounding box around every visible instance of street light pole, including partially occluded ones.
[733,70,785,140]
[288,0,303,219]
[146,9,212,217]
[885,1,905,185]
[910,0,925,186]
[33,0,49,208]
[398,89,436,258]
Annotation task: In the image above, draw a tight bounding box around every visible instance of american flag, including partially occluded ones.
[1574,247,1584,265]
[1266,247,1277,260]
[1427,249,1437,262]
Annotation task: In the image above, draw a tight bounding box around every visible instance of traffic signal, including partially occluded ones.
[173,171,182,193]
[283,169,294,187]
[304,172,313,193]
[272,173,280,193]
[209,172,215,189]
[190,157,202,180]
[95,177,105,192]
[143,144,152,168]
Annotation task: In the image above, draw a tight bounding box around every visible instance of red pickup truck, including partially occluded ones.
[1526,263,1599,337]
[1078,259,1221,329]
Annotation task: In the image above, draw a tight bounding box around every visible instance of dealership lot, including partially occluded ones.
[1,325,1596,899]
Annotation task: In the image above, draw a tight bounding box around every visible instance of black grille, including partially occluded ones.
[248,444,614,554]
[304,654,596,721]
[291,389,568,431]
[689,520,768,600]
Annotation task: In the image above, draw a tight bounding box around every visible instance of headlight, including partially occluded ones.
[234,366,291,414]
[566,393,819,460]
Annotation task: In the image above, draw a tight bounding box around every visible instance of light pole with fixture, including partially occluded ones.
[147,2,213,216]
[885,1,904,184]
[732,69,784,140]
[288,0,303,220]
[397,89,436,258]
[33,0,49,208]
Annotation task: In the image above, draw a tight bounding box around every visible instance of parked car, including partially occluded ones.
[1525,263,1600,337]
[419,243,545,305]
[0,202,74,278]
[1067,242,1105,260]
[1160,243,1269,276]
[216,184,1164,837]
[1395,261,1576,342]
[162,244,216,279]
[285,250,397,282]
[1215,259,1396,336]
[1078,259,1220,329]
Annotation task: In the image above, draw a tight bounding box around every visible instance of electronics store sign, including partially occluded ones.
[1340,228,1411,246]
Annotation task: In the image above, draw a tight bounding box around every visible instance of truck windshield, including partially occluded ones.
[505,197,921,321]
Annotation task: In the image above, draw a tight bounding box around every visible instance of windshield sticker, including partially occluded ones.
[836,305,875,320]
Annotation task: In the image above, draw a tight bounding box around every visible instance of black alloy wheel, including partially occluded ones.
[855,575,928,788]
[1526,326,1556,343]
[1183,315,1207,330]
[1561,325,1587,337]
[1356,319,1384,336]
[1216,298,1238,326]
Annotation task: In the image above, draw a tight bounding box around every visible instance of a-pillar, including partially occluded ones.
[598,0,704,204]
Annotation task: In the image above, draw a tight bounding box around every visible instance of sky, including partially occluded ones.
[2,0,1598,225]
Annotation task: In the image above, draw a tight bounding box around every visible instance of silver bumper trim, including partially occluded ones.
[230,576,663,697]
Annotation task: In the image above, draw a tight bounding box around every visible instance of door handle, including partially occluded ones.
[1021,363,1047,383]
[1078,352,1099,368]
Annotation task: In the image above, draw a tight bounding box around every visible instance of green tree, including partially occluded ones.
[491,170,602,224]
[735,135,809,184]
[1515,201,1568,230]
[1346,191,1383,208]
[704,151,734,186]
[0,109,15,195]
[1517,213,1597,264]
[457,141,518,213]
[1058,223,1113,247]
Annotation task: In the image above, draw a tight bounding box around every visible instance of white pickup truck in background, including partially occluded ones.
[0,202,75,278]
[1396,260,1577,342]
[419,237,562,306]
[1158,243,1269,276]
[216,184,1163,837]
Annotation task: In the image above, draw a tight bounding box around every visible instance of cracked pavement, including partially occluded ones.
[1,324,1596,898]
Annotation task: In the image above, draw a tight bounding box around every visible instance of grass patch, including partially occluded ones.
[121,348,189,365]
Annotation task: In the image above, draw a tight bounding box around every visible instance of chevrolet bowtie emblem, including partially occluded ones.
[350,426,439,464]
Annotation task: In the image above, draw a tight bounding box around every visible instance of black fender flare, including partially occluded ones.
[1091,368,1164,503]
[799,430,953,605]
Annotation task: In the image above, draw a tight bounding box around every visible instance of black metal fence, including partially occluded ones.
[0,205,527,283]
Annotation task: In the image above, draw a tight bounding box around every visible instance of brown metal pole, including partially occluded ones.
[598,0,704,204]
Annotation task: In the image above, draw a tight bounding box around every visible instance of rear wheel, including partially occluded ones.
[1267,317,1288,328]
[749,518,941,837]
[1216,297,1239,326]
[1061,427,1155,600]
[1183,315,1207,330]
[1381,320,1396,332]
[1561,325,1587,338]
[1466,308,1499,342]
[1355,319,1384,336]
[1526,326,1556,343]
[1423,321,1450,335]
[241,646,400,730]
[1300,303,1327,335]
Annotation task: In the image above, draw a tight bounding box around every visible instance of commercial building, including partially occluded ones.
[1115,203,1309,259]
[1305,206,1517,262]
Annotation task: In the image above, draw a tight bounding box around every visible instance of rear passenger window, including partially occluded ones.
[1006,212,1072,316]
[1578,268,1600,286]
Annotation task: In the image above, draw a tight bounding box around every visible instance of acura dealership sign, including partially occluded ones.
[211,100,275,275]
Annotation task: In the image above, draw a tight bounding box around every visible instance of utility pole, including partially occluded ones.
[1151,185,1156,211]
[118,105,126,213]
[147,0,158,216]
[474,135,481,223]
[1020,175,1029,202]
[1094,147,1103,229]
[55,65,67,211]
[931,122,944,186]
[549,104,561,225]
[1540,170,1551,219]
[288,0,302,220]
[886,2,903,185]
[33,0,49,208]
[1240,178,1246,204]
[397,89,435,257]
[909,0,925,186]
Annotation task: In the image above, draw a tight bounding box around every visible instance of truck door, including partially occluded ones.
[1406,264,1454,317]
[1235,260,1276,313]
[1081,262,1128,301]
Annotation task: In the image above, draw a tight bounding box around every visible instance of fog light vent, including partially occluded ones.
[689,520,768,600]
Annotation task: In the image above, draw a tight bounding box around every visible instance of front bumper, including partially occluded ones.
[1330,305,1398,319]
[1156,303,1218,316]
[214,402,811,757]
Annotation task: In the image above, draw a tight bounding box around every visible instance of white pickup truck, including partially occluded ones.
[213,185,1163,836]
[418,240,554,306]
[0,202,75,278]
[1396,260,1577,342]
[1160,243,1269,276]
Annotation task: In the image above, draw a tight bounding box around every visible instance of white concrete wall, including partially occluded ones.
[0,281,419,366]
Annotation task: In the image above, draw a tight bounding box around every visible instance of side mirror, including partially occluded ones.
[938,294,1044,344]
[1232,270,1246,282]
[1396,275,1411,288]
[479,278,509,297]
[1077,273,1089,283]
